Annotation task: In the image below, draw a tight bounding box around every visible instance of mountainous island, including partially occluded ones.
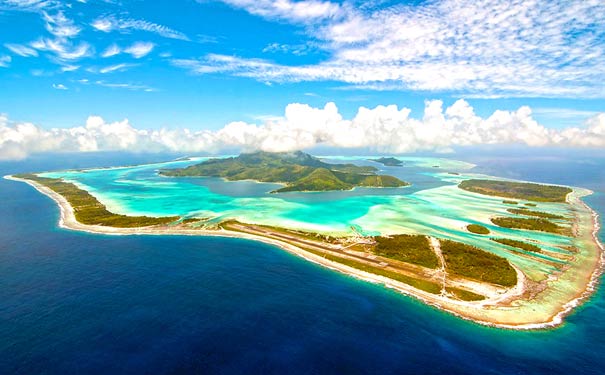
[160,151,409,192]
[7,154,602,329]
[369,157,404,166]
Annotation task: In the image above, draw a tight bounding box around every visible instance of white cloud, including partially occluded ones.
[0,55,11,67]
[27,11,91,61]
[91,80,154,92]
[91,15,189,41]
[555,114,605,148]
[91,17,113,32]
[31,37,91,60]
[194,0,605,98]
[124,42,154,58]
[5,43,39,57]
[262,42,315,55]
[532,107,601,128]
[0,0,59,11]
[1,101,604,160]
[101,43,120,58]
[60,64,79,72]
[214,0,342,23]
[41,10,80,38]
[75,78,153,91]
[97,63,137,74]
[52,83,67,90]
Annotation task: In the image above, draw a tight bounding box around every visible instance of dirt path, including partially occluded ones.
[430,237,448,296]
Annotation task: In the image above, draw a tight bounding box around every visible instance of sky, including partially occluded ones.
[0,0,604,160]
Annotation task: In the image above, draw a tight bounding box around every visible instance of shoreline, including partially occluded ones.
[5,174,604,330]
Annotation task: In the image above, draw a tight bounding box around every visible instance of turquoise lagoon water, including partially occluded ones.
[1,151,604,374]
[41,155,579,279]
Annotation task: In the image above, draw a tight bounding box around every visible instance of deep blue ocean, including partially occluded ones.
[1,150,604,374]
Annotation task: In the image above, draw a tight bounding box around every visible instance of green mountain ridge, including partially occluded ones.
[160,151,410,193]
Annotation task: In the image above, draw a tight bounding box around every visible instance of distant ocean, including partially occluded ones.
[1,150,604,375]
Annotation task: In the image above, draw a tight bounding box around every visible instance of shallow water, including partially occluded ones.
[39,155,583,280]
[1,151,604,374]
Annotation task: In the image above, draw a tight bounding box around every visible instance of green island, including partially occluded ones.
[507,208,566,220]
[492,238,542,253]
[11,169,515,303]
[9,151,602,329]
[369,157,403,166]
[374,235,438,268]
[467,224,490,235]
[491,217,568,235]
[12,170,514,301]
[440,240,517,287]
[218,221,508,295]
[160,151,409,193]
[458,179,572,202]
[14,174,178,227]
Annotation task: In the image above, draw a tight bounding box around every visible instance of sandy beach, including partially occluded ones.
[5,174,604,330]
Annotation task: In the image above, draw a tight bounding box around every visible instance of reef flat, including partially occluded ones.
[6,154,603,329]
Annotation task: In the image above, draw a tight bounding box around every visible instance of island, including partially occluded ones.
[5,154,603,330]
[369,157,404,167]
[459,179,572,202]
[466,224,490,234]
[160,151,409,192]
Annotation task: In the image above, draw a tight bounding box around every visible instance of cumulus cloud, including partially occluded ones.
[1,101,604,160]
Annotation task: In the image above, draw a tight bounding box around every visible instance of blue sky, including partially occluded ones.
[0,0,604,159]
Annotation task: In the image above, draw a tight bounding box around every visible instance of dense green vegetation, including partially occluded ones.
[502,200,518,205]
[16,174,179,228]
[276,168,351,192]
[491,217,567,235]
[466,224,490,235]
[440,239,517,287]
[161,151,409,193]
[492,238,542,253]
[525,203,537,207]
[369,157,403,166]
[507,208,566,220]
[374,235,438,268]
[458,179,572,202]
[446,287,485,301]
[293,244,442,294]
